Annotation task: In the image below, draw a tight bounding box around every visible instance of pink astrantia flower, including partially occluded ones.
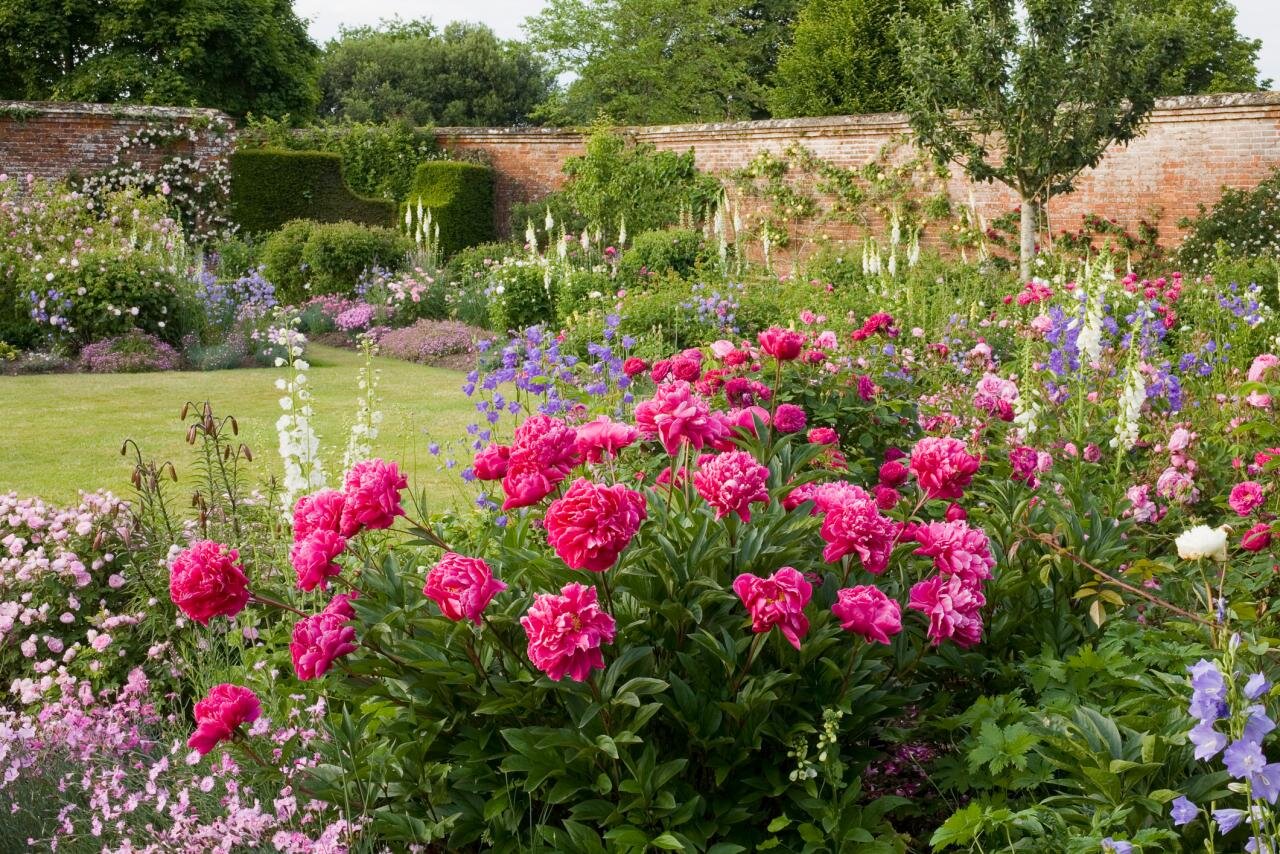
[187,684,261,755]
[290,610,357,681]
[292,490,345,542]
[1230,481,1266,516]
[169,541,251,626]
[341,459,408,536]
[732,567,812,649]
[773,404,807,434]
[545,479,647,571]
[819,489,899,572]
[520,582,616,682]
[832,585,902,645]
[908,574,985,648]
[423,552,507,623]
[693,451,771,522]
[290,530,347,592]
[634,381,723,455]
[909,520,996,585]
[758,327,806,361]
[575,417,639,463]
[472,443,511,480]
[909,437,981,500]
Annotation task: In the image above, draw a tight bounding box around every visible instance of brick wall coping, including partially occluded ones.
[0,100,227,122]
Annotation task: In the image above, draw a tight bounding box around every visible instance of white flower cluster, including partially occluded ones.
[342,338,384,472]
[1176,525,1229,562]
[1110,360,1147,451]
[273,325,326,505]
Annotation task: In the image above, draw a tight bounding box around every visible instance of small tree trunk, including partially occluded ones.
[1018,196,1038,281]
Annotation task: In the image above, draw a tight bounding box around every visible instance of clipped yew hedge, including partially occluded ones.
[229,149,397,234]
[402,161,495,257]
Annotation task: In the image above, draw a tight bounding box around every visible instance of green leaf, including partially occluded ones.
[766,816,792,832]
[650,832,686,850]
[930,803,984,851]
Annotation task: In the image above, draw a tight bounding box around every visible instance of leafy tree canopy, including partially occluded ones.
[0,0,319,118]
[319,18,553,126]
[524,0,802,126]
[1138,0,1267,94]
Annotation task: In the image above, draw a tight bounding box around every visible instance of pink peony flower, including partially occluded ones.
[909,520,995,584]
[170,541,251,626]
[544,479,647,571]
[634,381,723,455]
[945,503,968,522]
[290,530,347,591]
[187,684,261,755]
[910,437,980,500]
[292,490,345,542]
[872,484,901,510]
[1229,481,1266,516]
[773,404,807,434]
[732,567,812,649]
[341,459,408,536]
[832,585,902,645]
[290,610,357,680]
[878,460,909,487]
[1248,353,1279,383]
[423,552,508,623]
[808,427,838,446]
[325,590,359,620]
[521,582,616,682]
[726,406,771,439]
[575,417,639,463]
[908,574,985,648]
[693,451,771,522]
[501,415,580,510]
[758,327,806,361]
[1242,522,1273,552]
[819,488,899,572]
[472,444,511,480]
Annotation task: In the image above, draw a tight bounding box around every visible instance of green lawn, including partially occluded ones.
[1,344,478,505]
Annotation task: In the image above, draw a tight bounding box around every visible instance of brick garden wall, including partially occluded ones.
[435,92,1280,258]
[0,101,229,182]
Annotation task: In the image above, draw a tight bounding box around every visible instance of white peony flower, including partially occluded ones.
[1176,525,1230,562]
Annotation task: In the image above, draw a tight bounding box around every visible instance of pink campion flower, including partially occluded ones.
[694,451,771,522]
[1230,481,1266,516]
[819,490,899,572]
[290,530,346,592]
[423,552,507,623]
[544,479,647,571]
[909,437,980,500]
[170,541,251,626]
[808,427,838,446]
[832,585,902,645]
[732,567,812,649]
[575,417,639,463]
[758,327,806,361]
[472,444,511,481]
[910,520,995,585]
[340,459,408,536]
[187,684,261,755]
[634,381,722,455]
[773,404,807,434]
[292,490,345,542]
[521,582,616,682]
[908,574,985,648]
[290,610,357,680]
[1242,523,1273,552]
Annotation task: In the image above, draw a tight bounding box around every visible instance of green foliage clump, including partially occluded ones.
[1177,167,1280,273]
[508,191,589,247]
[261,219,410,302]
[486,258,556,332]
[403,161,496,257]
[63,251,196,346]
[239,118,440,201]
[555,268,616,324]
[227,150,397,235]
[443,242,524,286]
[619,229,707,280]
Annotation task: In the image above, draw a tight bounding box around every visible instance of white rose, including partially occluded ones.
[1176,525,1229,562]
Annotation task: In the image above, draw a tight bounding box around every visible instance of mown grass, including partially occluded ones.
[0,344,476,505]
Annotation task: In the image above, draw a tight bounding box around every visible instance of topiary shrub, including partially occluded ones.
[619,228,706,281]
[228,149,398,235]
[402,161,496,257]
[261,220,411,303]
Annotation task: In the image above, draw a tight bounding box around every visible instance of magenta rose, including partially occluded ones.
[169,540,251,625]
[545,478,647,571]
[341,459,408,536]
[290,529,347,591]
[757,327,806,361]
[187,684,261,755]
[1230,481,1266,516]
[423,552,508,624]
[832,585,902,645]
[521,582,616,682]
[733,567,812,649]
[1242,522,1273,553]
[773,404,807,434]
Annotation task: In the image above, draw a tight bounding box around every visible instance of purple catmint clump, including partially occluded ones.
[79,332,181,373]
[378,319,491,363]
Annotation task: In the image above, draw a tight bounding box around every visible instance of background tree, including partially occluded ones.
[524,0,802,126]
[1140,0,1266,94]
[319,18,552,126]
[898,0,1178,279]
[769,0,928,118]
[0,0,319,118]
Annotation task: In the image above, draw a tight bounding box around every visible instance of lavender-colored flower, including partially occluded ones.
[1215,808,1247,834]
[1170,795,1198,826]
[1244,705,1277,744]
[1246,673,1272,700]
[1189,721,1228,760]
[1100,838,1133,854]
[1224,738,1268,779]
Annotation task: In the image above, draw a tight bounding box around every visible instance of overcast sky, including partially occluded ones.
[294,0,1280,87]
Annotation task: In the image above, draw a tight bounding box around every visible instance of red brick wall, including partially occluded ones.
[435,92,1280,258]
[0,101,230,181]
